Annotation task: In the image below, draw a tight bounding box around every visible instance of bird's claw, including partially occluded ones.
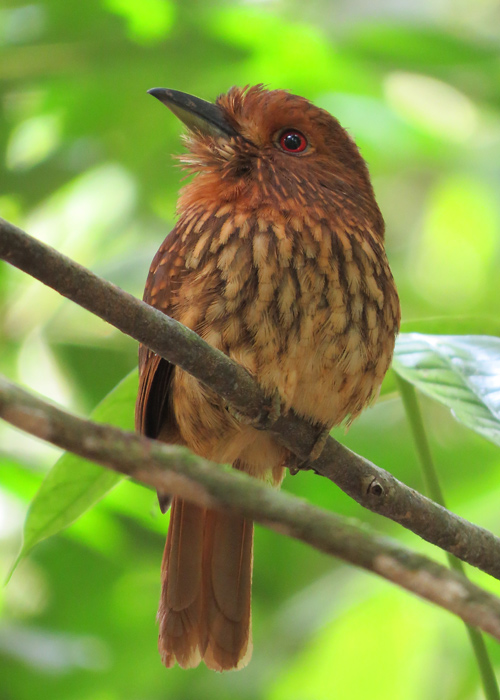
[256,389,281,429]
[308,426,330,462]
[286,426,330,475]
[226,389,281,431]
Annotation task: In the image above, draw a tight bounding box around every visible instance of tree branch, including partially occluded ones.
[1,216,500,580]
[1,374,500,642]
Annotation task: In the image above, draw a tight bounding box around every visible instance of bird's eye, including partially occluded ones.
[279,130,308,153]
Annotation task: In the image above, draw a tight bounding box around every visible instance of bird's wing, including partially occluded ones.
[136,212,236,442]
[136,350,176,438]
[135,229,184,443]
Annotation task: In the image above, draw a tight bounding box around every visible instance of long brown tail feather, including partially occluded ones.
[202,509,253,670]
[158,497,253,671]
[158,498,205,668]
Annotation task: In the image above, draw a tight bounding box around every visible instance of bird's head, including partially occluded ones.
[149,85,383,234]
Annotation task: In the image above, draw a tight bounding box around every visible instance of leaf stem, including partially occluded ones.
[396,375,499,700]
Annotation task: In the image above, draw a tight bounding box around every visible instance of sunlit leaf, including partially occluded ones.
[393,334,500,446]
[6,114,61,171]
[211,6,373,96]
[411,175,498,310]
[344,24,497,68]
[104,0,174,44]
[10,369,138,576]
[384,72,477,143]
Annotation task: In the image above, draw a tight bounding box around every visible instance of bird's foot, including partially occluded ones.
[226,389,281,431]
[308,426,330,462]
[286,426,330,475]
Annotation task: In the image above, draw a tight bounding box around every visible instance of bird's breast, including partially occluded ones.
[175,205,399,428]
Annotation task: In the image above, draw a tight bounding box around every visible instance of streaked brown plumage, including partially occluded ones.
[136,85,400,671]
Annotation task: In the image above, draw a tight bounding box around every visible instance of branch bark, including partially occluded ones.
[1,216,500,580]
[1,374,500,642]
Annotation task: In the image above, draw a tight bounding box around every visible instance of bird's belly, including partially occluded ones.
[248,303,391,428]
[217,239,397,428]
[173,291,392,479]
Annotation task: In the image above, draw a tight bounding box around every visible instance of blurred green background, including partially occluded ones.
[1,0,500,698]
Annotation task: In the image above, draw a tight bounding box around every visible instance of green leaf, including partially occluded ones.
[10,369,138,577]
[343,25,497,69]
[393,334,500,446]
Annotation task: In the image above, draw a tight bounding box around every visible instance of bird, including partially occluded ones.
[135,84,400,672]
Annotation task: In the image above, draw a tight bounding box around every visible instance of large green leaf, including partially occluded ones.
[380,320,500,401]
[393,334,500,446]
[11,369,138,575]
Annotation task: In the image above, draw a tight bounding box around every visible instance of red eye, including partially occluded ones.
[279,129,308,153]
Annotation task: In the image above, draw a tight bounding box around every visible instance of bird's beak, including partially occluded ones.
[148,88,239,139]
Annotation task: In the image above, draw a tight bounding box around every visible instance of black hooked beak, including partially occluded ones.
[148,88,239,139]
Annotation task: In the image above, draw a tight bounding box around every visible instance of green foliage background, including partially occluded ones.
[1,1,500,698]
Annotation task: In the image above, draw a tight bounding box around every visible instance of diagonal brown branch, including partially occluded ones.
[1,216,500,580]
[1,374,500,642]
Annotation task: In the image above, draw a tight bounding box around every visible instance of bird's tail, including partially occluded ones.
[158,497,253,671]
